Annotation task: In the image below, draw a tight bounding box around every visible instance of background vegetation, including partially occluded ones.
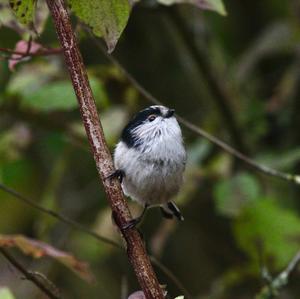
[1,0,300,298]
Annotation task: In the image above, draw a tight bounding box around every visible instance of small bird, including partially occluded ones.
[110,105,186,229]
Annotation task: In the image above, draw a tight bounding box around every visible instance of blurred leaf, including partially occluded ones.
[157,0,226,15]
[9,0,36,26]
[7,62,59,96]
[0,234,95,283]
[234,199,300,268]
[8,63,107,111]
[174,297,184,299]
[214,172,261,217]
[256,148,300,171]
[0,288,15,299]
[101,106,129,144]
[1,0,48,35]
[128,291,145,299]
[69,0,131,53]
[0,124,31,163]
[0,0,26,35]
[186,139,211,167]
[235,23,294,83]
[21,80,78,111]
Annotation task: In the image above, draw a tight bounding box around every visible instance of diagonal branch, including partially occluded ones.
[88,34,300,186]
[0,46,62,58]
[256,250,300,299]
[0,182,120,248]
[45,1,164,298]
[0,182,191,298]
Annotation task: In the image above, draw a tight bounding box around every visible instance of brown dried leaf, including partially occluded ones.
[0,234,94,283]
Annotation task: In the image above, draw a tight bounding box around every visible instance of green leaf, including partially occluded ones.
[7,63,108,111]
[22,78,107,111]
[157,0,227,16]
[234,199,300,268]
[9,0,36,26]
[21,80,78,111]
[68,0,131,53]
[0,288,15,299]
[214,172,261,217]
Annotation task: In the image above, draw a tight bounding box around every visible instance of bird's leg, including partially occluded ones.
[167,201,184,221]
[123,204,149,230]
[105,169,125,183]
[160,207,174,219]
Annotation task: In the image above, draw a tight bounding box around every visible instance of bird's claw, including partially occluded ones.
[105,169,125,183]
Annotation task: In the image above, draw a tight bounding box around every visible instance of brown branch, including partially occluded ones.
[84,34,300,185]
[0,182,191,298]
[0,182,120,248]
[88,34,300,185]
[45,0,164,298]
[0,248,61,299]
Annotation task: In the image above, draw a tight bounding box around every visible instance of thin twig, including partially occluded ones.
[0,183,190,297]
[45,1,164,298]
[150,256,191,299]
[256,251,300,299]
[87,33,300,186]
[0,46,62,57]
[0,248,61,299]
[0,183,120,248]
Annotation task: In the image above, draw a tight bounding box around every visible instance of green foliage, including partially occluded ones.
[214,172,261,217]
[9,0,36,26]
[7,62,108,111]
[68,0,131,53]
[20,78,106,111]
[234,199,300,268]
[157,0,226,15]
[1,0,300,298]
[0,288,15,299]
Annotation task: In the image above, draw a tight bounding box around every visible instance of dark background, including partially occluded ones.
[1,0,300,298]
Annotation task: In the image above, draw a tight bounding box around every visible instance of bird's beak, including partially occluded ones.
[165,109,175,118]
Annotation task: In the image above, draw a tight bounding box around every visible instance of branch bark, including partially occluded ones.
[45,1,164,298]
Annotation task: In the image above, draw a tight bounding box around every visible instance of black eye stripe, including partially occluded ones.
[121,107,163,148]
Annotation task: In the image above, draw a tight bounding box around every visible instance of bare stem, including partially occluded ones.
[45,0,164,298]
[0,182,120,248]
[0,182,190,298]
[0,46,62,57]
[256,250,300,299]
[0,248,60,299]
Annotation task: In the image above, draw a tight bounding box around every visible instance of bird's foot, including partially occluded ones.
[122,216,144,230]
[105,169,125,183]
[112,204,149,231]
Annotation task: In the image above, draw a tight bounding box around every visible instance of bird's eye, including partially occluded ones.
[148,115,157,122]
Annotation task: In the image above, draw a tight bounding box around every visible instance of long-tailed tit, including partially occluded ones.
[109,105,186,228]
